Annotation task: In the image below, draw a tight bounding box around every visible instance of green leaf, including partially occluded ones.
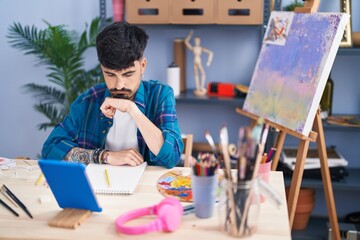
[8,18,103,131]
[23,83,65,105]
[88,17,102,46]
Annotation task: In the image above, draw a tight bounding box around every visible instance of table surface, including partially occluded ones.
[0,160,291,239]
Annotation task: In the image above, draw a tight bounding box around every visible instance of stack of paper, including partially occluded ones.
[282,148,348,170]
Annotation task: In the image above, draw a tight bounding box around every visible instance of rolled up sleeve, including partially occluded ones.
[148,87,183,168]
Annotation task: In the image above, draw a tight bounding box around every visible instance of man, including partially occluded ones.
[41,21,183,168]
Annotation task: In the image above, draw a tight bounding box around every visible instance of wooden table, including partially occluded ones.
[0,160,291,239]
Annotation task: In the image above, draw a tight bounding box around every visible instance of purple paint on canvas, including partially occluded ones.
[243,12,345,135]
[260,14,340,83]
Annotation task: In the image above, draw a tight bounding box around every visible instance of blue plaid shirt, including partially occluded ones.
[41,80,183,168]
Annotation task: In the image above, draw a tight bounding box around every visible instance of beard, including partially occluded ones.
[109,88,132,99]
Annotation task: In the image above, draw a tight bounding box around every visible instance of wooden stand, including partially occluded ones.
[293,3,339,238]
[236,107,340,240]
[48,208,92,229]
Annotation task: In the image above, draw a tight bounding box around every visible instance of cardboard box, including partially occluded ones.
[126,0,170,24]
[170,0,215,24]
[216,0,263,25]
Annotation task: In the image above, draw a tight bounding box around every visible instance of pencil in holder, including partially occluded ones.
[218,178,260,238]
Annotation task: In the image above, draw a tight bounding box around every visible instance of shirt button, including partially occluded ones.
[108,121,112,124]
[102,130,106,134]
[101,117,104,120]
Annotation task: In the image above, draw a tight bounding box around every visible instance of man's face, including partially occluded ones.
[102,58,147,100]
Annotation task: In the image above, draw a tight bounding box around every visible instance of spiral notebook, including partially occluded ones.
[86,162,147,195]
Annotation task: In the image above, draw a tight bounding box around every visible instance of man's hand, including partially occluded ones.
[100,97,134,118]
[106,148,144,166]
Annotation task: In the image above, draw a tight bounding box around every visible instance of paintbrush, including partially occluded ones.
[205,130,218,159]
[219,126,232,181]
[220,125,238,236]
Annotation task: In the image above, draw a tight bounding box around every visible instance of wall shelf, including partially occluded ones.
[292,216,329,240]
[175,89,245,105]
[337,47,360,56]
[284,168,360,191]
[323,121,360,132]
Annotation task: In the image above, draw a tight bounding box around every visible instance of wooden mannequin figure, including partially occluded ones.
[184,30,214,96]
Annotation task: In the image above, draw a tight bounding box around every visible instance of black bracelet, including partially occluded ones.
[93,148,102,164]
[99,150,109,164]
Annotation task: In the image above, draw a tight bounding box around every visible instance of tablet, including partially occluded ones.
[38,160,102,212]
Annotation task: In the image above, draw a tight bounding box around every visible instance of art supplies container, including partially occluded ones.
[218,178,260,238]
[258,160,272,203]
[191,174,218,218]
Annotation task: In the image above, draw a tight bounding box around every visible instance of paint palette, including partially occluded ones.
[157,170,192,202]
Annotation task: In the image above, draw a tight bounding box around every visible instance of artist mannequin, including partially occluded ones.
[184,30,213,96]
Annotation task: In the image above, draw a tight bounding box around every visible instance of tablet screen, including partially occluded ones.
[38,160,102,212]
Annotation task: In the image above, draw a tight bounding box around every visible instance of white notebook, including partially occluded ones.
[86,162,147,195]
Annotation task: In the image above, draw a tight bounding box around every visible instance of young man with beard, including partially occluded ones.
[41,22,183,168]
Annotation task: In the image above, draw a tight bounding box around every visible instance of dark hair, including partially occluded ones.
[96,21,148,70]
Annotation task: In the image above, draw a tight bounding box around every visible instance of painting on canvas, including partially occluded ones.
[243,11,349,136]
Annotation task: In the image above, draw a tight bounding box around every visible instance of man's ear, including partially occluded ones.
[140,58,147,75]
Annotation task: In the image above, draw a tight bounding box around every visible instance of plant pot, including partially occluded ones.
[286,188,315,230]
[293,211,313,230]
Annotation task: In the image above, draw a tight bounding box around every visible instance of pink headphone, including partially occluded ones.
[115,197,183,235]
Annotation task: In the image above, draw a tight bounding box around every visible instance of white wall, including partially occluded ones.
[0,0,112,159]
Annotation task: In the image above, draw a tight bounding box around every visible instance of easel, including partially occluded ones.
[236,1,340,239]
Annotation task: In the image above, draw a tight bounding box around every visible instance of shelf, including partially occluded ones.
[322,121,360,132]
[137,24,263,30]
[292,216,329,240]
[176,92,359,132]
[292,216,358,240]
[322,115,360,132]
[175,89,245,105]
[337,47,360,56]
[284,168,360,191]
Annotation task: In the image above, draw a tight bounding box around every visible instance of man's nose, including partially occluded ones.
[115,78,125,89]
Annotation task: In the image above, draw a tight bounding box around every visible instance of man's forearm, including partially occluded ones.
[65,147,109,165]
[65,147,94,164]
[129,105,164,156]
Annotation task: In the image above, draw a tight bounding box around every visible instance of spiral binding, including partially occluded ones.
[94,189,131,196]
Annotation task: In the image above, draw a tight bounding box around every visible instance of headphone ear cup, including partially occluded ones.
[156,197,183,232]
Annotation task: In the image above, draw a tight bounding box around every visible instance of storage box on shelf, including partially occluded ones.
[125,0,264,25]
[170,0,215,24]
[125,0,169,24]
[215,0,263,25]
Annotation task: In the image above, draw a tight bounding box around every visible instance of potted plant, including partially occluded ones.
[7,18,104,130]
[283,0,304,11]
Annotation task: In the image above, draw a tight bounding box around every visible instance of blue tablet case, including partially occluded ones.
[38,160,102,212]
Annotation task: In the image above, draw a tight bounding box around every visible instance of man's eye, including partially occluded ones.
[124,73,133,77]
[107,74,116,77]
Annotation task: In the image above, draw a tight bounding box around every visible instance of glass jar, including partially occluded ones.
[218,178,260,238]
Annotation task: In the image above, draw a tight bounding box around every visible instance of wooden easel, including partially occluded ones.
[236,1,340,239]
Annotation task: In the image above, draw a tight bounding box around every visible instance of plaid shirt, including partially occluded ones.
[41,80,183,168]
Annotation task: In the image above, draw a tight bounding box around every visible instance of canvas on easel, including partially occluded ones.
[243,11,349,136]
[237,8,349,240]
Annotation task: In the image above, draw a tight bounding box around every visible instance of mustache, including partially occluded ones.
[109,88,132,99]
